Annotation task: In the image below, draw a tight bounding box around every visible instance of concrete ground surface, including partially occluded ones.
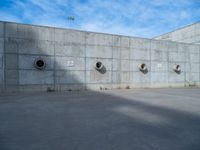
[0,88,200,150]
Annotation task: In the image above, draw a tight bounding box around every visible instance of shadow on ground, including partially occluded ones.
[0,89,200,150]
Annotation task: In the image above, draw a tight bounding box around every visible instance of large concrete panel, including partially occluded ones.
[112,47,121,59]
[151,72,168,83]
[186,72,200,84]
[86,32,113,46]
[186,63,199,73]
[120,36,130,48]
[0,53,3,69]
[177,43,189,52]
[86,45,113,58]
[112,71,121,83]
[130,71,150,83]
[19,70,54,85]
[0,22,3,38]
[151,49,168,61]
[169,52,185,62]
[5,70,18,85]
[0,69,3,84]
[112,59,120,71]
[86,70,112,84]
[5,23,18,38]
[120,71,130,83]
[4,38,18,53]
[121,60,130,71]
[56,70,85,84]
[121,47,130,59]
[130,38,151,49]
[130,48,151,60]
[5,54,18,69]
[113,36,121,47]
[187,44,200,54]
[55,44,85,57]
[55,29,85,44]
[167,42,177,51]
[168,72,185,83]
[18,39,54,55]
[0,38,4,53]
[151,40,168,51]
[5,38,55,55]
[27,25,54,41]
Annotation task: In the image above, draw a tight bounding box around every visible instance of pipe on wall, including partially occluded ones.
[138,63,147,71]
[95,61,104,71]
[95,61,106,74]
[173,64,181,73]
[34,58,46,70]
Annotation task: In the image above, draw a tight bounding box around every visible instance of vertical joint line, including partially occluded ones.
[84,33,87,90]
[3,22,6,92]
[53,28,56,90]
[111,36,114,86]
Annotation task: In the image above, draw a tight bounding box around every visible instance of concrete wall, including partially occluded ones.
[1,21,200,92]
[0,22,4,92]
[155,22,200,44]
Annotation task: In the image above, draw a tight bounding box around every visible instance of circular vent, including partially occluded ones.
[34,58,46,70]
[95,61,103,71]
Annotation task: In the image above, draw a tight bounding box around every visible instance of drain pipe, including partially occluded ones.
[173,64,181,73]
[95,61,104,71]
[138,63,147,72]
[34,58,46,70]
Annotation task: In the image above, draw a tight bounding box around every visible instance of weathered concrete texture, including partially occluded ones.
[0,88,200,150]
[155,22,200,44]
[0,22,4,92]
[1,21,200,92]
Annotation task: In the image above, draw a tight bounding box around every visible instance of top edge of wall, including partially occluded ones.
[1,20,200,46]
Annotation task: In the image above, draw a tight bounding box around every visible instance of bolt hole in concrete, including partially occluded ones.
[34,58,46,70]
[95,61,106,74]
[138,63,148,74]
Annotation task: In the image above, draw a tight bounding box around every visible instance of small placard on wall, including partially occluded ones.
[157,63,162,68]
[67,60,74,67]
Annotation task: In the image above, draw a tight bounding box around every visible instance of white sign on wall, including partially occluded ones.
[67,60,74,67]
[157,63,162,68]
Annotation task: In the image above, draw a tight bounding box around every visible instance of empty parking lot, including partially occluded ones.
[0,88,200,150]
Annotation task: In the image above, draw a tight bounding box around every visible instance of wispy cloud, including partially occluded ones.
[0,0,199,38]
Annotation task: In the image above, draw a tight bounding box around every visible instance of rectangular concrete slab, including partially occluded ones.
[86,45,113,58]
[56,70,85,84]
[86,32,113,46]
[19,70,54,85]
[0,22,3,38]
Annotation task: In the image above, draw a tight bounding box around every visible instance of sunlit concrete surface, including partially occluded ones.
[155,22,200,44]
[0,88,200,150]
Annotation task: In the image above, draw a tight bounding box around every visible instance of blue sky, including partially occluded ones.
[0,0,199,38]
